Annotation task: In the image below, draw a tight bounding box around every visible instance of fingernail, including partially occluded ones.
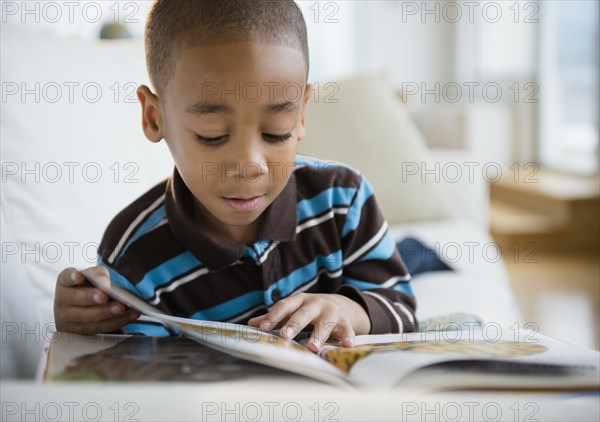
[93,293,103,304]
[71,272,77,282]
[313,337,320,345]
[110,303,124,314]
[260,321,271,330]
[285,326,295,339]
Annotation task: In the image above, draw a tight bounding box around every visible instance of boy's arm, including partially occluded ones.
[334,174,418,335]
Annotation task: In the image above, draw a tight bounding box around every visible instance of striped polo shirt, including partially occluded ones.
[97,154,417,336]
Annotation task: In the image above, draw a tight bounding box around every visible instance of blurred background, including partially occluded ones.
[2,0,598,352]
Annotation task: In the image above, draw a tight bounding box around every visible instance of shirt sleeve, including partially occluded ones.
[333,174,418,334]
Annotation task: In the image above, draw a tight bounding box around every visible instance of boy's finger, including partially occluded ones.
[280,304,320,340]
[61,286,109,306]
[66,311,140,336]
[333,322,356,348]
[92,311,141,334]
[57,267,86,288]
[259,294,304,331]
[308,315,340,352]
[81,266,111,290]
[247,314,267,327]
[62,302,133,323]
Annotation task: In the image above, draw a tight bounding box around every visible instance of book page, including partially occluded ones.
[42,333,316,384]
[318,329,600,390]
[82,269,352,388]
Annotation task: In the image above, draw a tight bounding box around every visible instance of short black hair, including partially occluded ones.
[145,0,309,96]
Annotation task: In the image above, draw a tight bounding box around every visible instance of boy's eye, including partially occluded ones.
[195,134,227,145]
[263,133,293,143]
[195,133,293,145]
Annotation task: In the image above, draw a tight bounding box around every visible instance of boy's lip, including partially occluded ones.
[222,195,265,212]
[223,194,264,200]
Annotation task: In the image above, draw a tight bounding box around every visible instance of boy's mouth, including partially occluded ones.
[222,195,265,213]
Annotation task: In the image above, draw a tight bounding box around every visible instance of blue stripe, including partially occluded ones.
[242,240,272,261]
[297,187,356,223]
[97,257,139,296]
[123,322,172,336]
[136,252,203,300]
[188,290,264,321]
[241,246,256,260]
[393,282,415,297]
[294,155,357,173]
[116,205,166,263]
[342,177,374,237]
[357,230,396,262]
[266,251,343,301]
[344,276,415,297]
[294,155,336,170]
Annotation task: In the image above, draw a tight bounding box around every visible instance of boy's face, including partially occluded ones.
[138,41,311,244]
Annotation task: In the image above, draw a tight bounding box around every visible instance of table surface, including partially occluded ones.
[2,379,599,422]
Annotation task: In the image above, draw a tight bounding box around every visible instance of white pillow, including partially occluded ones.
[298,73,454,224]
[0,203,44,379]
[1,24,174,329]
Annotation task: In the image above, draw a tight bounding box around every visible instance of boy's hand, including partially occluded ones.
[54,266,140,335]
[247,293,371,352]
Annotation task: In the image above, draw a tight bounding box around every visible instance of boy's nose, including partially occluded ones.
[226,142,268,180]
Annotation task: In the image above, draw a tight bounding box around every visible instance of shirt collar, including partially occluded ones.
[165,167,297,271]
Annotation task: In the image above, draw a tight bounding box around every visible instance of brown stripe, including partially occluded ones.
[114,225,187,285]
[157,264,264,316]
[295,164,360,201]
[98,179,168,259]
[342,250,410,284]
[340,194,385,261]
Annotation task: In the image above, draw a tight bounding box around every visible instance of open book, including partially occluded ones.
[41,269,600,391]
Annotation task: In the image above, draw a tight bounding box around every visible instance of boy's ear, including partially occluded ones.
[297,83,313,141]
[137,84,164,143]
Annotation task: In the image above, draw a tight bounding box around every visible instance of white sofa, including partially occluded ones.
[0,24,523,379]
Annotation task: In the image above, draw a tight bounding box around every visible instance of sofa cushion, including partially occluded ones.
[298,73,454,224]
[1,24,174,328]
[389,220,523,326]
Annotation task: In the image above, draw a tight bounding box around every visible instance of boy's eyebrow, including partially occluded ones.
[267,100,299,113]
[185,100,299,115]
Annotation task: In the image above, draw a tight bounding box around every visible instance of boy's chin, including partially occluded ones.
[218,208,265,226]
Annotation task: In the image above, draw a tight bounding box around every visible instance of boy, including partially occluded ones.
[54,0,417,353]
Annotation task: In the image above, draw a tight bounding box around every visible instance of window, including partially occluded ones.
[538,0,599,175]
